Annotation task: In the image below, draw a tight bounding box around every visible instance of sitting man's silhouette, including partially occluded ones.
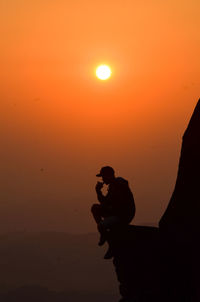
[91,166,136,259]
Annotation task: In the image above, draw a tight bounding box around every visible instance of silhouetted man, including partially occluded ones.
[91,166,135,259]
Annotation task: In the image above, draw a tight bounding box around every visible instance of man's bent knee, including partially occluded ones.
[91,203,100,214]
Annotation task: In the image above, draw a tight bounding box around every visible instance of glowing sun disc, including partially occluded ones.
[96,65,112,80]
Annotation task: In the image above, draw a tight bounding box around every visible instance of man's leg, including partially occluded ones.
[101,216,121,229]
[91,204,102,224]
[98,216,122,247]
[91,204,108,246]
[101,216,122,259]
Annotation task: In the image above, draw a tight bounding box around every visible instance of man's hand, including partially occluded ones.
[95,181,104,193]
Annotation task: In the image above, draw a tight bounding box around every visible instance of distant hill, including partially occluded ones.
[0,232,117,297]
[0,285,117,302]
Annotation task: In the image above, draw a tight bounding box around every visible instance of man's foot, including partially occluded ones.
[104,247,113,259]
[98,234,107,246]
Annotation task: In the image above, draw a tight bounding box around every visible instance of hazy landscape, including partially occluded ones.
[0,232,119,301]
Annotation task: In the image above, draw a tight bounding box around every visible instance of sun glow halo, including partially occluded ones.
[96,65,112,80]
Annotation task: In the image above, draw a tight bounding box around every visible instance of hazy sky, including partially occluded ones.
[0,0,199,233]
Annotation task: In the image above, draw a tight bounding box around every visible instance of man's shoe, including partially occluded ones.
[104,247,113,259]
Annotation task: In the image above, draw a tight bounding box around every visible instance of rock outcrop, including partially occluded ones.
[160,99,200,240]
[110,99,200,302]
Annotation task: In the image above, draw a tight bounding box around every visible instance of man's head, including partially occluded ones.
[96,166,115,184]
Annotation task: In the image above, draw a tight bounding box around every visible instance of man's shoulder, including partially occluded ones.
[114,177,128,186]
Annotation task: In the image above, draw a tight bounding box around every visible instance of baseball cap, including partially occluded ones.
[96,166,115,177]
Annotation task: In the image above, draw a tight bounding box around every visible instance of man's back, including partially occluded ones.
[107,177,135,223]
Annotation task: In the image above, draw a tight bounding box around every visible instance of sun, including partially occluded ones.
[96,65,112,80]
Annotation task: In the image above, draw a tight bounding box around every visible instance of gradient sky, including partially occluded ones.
[0,0,199,233]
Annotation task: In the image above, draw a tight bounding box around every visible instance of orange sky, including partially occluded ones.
[0,0,199,233]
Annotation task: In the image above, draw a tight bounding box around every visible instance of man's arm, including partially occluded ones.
[95,182,107,204]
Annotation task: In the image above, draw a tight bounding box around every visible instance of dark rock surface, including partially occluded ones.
[111,225,159,301]
[111,99,200,302]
